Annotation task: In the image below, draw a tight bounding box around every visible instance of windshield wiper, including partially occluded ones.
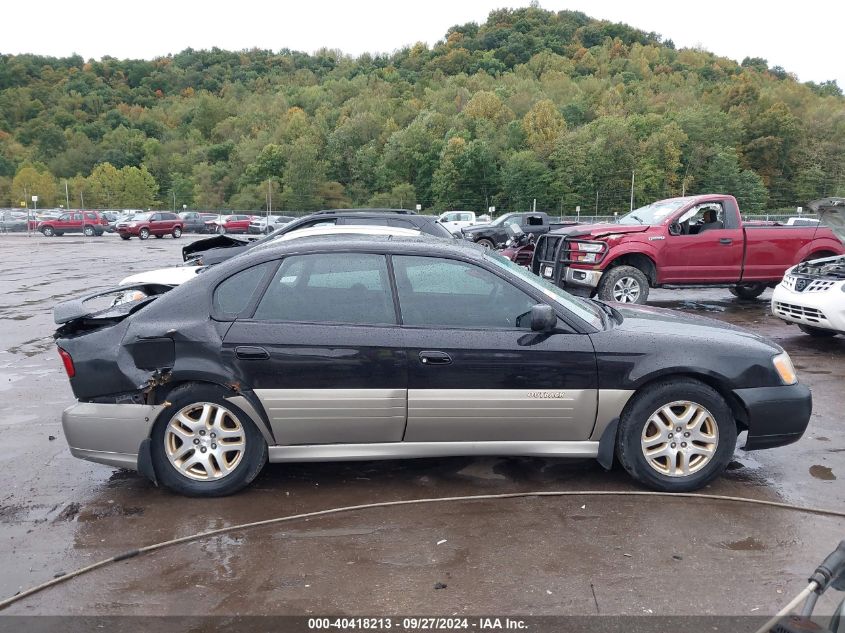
[591,298,622,323]
[628,214,643,224]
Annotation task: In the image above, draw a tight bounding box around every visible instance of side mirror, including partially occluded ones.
[530,304,557,332]
[668,222,681,236]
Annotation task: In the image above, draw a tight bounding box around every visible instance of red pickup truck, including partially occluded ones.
[530,194,845,303]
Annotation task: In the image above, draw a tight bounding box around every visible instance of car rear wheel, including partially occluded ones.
[83,225,95,237]
[616,378,736,492]
[172,227,182,238]
[797,324,838,337]
[139,228,150,240]
[217,225,226,234]
[597,265,649,304]
[150,385,268,497]
[729,283,766,300]
[41,226,54,237]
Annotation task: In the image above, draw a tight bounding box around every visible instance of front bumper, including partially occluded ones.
[733,383,812,450]
[558,266,603,289]
[62,402,164,470]
[771,282,845,333]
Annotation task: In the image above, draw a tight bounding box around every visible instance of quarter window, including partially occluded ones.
[213,262,276,317]
[253,254,395,325]
[392,256,536,329]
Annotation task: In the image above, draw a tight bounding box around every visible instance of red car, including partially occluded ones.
[116,212,184,240]
[37,211,109,237]
[529,194,845,303]
[205,214,256,234]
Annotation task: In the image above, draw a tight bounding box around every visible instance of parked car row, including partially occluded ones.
[51,200,844,498]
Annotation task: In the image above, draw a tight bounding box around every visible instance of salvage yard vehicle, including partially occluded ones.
[182,209,454,266]
[772,198,845,337]
[531,194,845,304]
[462,211,574,248]
[116,212,184,240]
[438,210,477,235]
[248,215,295,234]
[206,214,256,234]
[38,210,109,237]
[178,211,218,233]
[54,233,811,497]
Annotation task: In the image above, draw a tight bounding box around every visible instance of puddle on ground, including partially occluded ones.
[809,465,836,481]
[719,537,768,551]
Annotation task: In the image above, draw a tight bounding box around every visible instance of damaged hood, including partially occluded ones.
[809,198,845,243]
[548,223,650,239]
[182,234,257,261]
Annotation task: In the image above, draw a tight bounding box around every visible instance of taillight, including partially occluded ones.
[58,347,75,378]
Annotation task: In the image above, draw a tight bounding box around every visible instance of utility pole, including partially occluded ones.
[532,198,536,213]
[172,190,176,212]
[267,178,272,216]
[65,181,70,210]
[630,170,635,212]
[595,190,599,215]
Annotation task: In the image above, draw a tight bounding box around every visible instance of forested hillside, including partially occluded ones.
[1,7,843,214]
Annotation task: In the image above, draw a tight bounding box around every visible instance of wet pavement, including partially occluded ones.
[0,233,842,616]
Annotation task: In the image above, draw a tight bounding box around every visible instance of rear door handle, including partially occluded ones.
[235,346,269,360]
[419,351,452,365]
[719,238,733,245]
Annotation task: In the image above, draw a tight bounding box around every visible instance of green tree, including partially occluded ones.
[12,164,57,207]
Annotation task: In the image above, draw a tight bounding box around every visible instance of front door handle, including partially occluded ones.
[719,238,733,245]
[419,351,452,366]
[235,346,269,360]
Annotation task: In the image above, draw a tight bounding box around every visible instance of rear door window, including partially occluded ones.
[253,253,395,325]
[213,262,277,318]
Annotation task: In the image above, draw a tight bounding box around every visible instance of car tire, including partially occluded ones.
[154,234,163,239]
[55,231,64,236]
[475,238,495,249]
[616,378,736,492]
[797,324,838,337]
[217,225,226,235]
[41,226,54,237]
[83,225,95,237]
[597,265,649,304]
[139,228,150,240]
[120,235,131,241]
[150,384,268,497]
[172,227,183,238]
[729,283,766,300]
[95,230,104,236]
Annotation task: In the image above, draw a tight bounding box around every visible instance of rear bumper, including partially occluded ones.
[62,402,164,470]
[733,383,812,450]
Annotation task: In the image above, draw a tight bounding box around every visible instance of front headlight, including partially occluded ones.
[129,222,137,227]
[772,351,797,385]
[577,242,604,253]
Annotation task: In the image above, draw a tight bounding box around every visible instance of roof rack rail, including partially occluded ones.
[311,208,418,216]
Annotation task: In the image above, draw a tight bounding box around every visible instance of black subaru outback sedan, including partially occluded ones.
[54,234,810,497]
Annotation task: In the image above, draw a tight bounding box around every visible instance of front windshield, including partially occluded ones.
[484,251,603,329]
[130,212,152,221]
[490,213,517,227]
[618,199,689,226]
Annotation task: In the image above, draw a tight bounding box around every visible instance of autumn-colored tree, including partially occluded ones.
[12,164,57,207]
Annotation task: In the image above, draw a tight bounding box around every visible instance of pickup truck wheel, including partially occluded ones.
[83,225,95,237]
[797,324,838,337]
[616,379,736,492]
[41,226,54,237]
[139,228,150,240]
[729,283,766,300]
[475,238,495,249]
[598,265,649,304]
[172,227,182,238]
[150,385,268,497]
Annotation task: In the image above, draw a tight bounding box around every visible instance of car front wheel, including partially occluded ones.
[120,234,131,240]
[139,228,150,240]
[150,385,268,497]
[41,226,54,237]
[729,283,766,300]
[597,265,649,304]
[475,238,495,249]
[615,378,736,492]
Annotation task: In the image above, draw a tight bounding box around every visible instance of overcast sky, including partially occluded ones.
[3,0,843,87]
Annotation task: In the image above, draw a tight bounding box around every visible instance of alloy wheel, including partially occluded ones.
[612,276,641,303]
[640,400,718,477]
[164,403,246,481]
